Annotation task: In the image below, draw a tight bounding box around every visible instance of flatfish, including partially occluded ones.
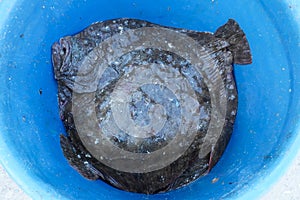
[51,18,252,194]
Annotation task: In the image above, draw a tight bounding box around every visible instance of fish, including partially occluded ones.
[52,18,252,194]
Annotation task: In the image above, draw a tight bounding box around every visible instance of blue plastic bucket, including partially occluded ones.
[0,0,300,199]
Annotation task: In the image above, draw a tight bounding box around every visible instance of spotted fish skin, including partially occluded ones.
[60,135,101,180]
[52,18,252,194]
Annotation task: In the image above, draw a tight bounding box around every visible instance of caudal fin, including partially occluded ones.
[214,19,252,65]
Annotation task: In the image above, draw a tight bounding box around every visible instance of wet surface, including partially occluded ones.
[52,18,252,194]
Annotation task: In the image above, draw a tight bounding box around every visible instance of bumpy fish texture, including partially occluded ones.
[52,18,252,194]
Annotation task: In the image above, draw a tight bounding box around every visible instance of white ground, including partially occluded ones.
[261,150,300,200]
[0,167,30,200]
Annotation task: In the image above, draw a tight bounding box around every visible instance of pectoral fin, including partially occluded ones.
[60,134,100,180]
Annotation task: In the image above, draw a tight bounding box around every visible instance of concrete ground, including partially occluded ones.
[0,167,30,200]
[1,154,300,200]
[261,150,300,200]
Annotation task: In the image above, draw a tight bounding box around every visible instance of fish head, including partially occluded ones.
[51,37,72,79]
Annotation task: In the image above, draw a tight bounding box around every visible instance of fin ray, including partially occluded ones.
[214,19,252,65]
[60,134,100,180]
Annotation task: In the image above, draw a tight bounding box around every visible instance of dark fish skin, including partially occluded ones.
[52,18,252,194]
[215,19,252,65]
[60,135,100,180]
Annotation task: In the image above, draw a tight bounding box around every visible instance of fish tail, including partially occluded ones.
[214,19,252,65]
